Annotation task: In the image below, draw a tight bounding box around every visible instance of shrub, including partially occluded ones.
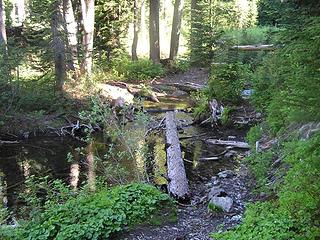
[245,150,273,191]
[246,124,263,149]
[212,202,296,240]
[279,134,320,238]
[19,184,173,240]
[112,57,165,82]
[213,134,320,239]
[208,63,250,103]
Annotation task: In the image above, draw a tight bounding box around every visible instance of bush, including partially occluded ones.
[212,202,296,240]
[279,134,320,238]
[112,57,165,82]
[208,63,250,103]
[246,124,263,149]
[18,184,173,240]
[251,16,320,134]
[245,150,273,191]
[213,133,320,239]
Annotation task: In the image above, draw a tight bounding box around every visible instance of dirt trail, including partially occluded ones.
[117,68,254,240]
[156,67,209,85]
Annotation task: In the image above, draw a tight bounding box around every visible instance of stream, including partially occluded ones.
[0,93,254,239]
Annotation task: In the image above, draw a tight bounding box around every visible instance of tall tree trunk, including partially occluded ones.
[0,0,7,52]
[169,0,184,60]
[131,0,139,61]
[190,0,199,62]
[51,0,67,91]
[149,0,160,64]
[63,0,79,76]
[80,0,94,78]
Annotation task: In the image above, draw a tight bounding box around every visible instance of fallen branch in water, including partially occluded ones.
[0,140,19,145]
[199,156,220,161]
[206,139,250,149]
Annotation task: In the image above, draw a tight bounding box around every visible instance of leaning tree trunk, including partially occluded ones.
[165,111,190,201]
[51,0,67,91]
[63,0,80,76]
[169,0,184,60]
[149,0,160,64]
[80,0,94,78]
[131,0,140,61]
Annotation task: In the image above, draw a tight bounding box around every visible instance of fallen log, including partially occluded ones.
[97,83,134,107]
[165,111,190,201]
[206,139,250,149]
[157,82,204,92]
[230,44,275,51]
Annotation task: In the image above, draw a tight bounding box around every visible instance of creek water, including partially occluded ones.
[0,96,246,216]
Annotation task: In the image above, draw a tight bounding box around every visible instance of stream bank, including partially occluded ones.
[0,68,257,239]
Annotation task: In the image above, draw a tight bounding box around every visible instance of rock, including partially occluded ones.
[209,197,233,212]
[298,122,320,139]
[172,90,188,97]
[211,176,220,186]
[208,186,227,200]
[224,150,237,158]
[97,84,134,107]
[218,170,234,178]
[231,215,242,222]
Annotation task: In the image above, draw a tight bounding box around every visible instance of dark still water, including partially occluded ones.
[0,137,85,210]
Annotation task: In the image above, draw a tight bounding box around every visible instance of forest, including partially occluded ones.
[0,0,319,239]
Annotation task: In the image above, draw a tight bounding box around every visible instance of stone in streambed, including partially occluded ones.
[209,196,233,213]
[217,170,234,178]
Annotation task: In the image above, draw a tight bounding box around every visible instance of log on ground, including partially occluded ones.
[165,111,190,201]
[206,139,250,149]
[229,44,275,51]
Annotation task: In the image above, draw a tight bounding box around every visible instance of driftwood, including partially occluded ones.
[230,44,275,51]
[209,99,224,123]
[206,139,250,149]
[165,111,190,200]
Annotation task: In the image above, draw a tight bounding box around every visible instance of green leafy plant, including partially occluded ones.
[111,57,165,82]
[212,202,296,240]
[208,202,223,213]
[246,124,263,149]
[245,150,273,191]
[19,184,174,240]
[208,63,250,103]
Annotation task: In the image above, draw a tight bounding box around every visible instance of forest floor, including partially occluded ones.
[117,68,256,240]
[156,67,210,85]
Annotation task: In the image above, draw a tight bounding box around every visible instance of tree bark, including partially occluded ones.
[63,0,80,76]
[0,0,7,53]
[149,0,160,64]
[190,0,198,54]
[165,111,190,200]
[169,0,184,60]
[51,0,67,91]
[81,0,94,78]
[131,0,140,61]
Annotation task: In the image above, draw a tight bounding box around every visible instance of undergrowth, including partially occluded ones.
[1,183,174,240]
